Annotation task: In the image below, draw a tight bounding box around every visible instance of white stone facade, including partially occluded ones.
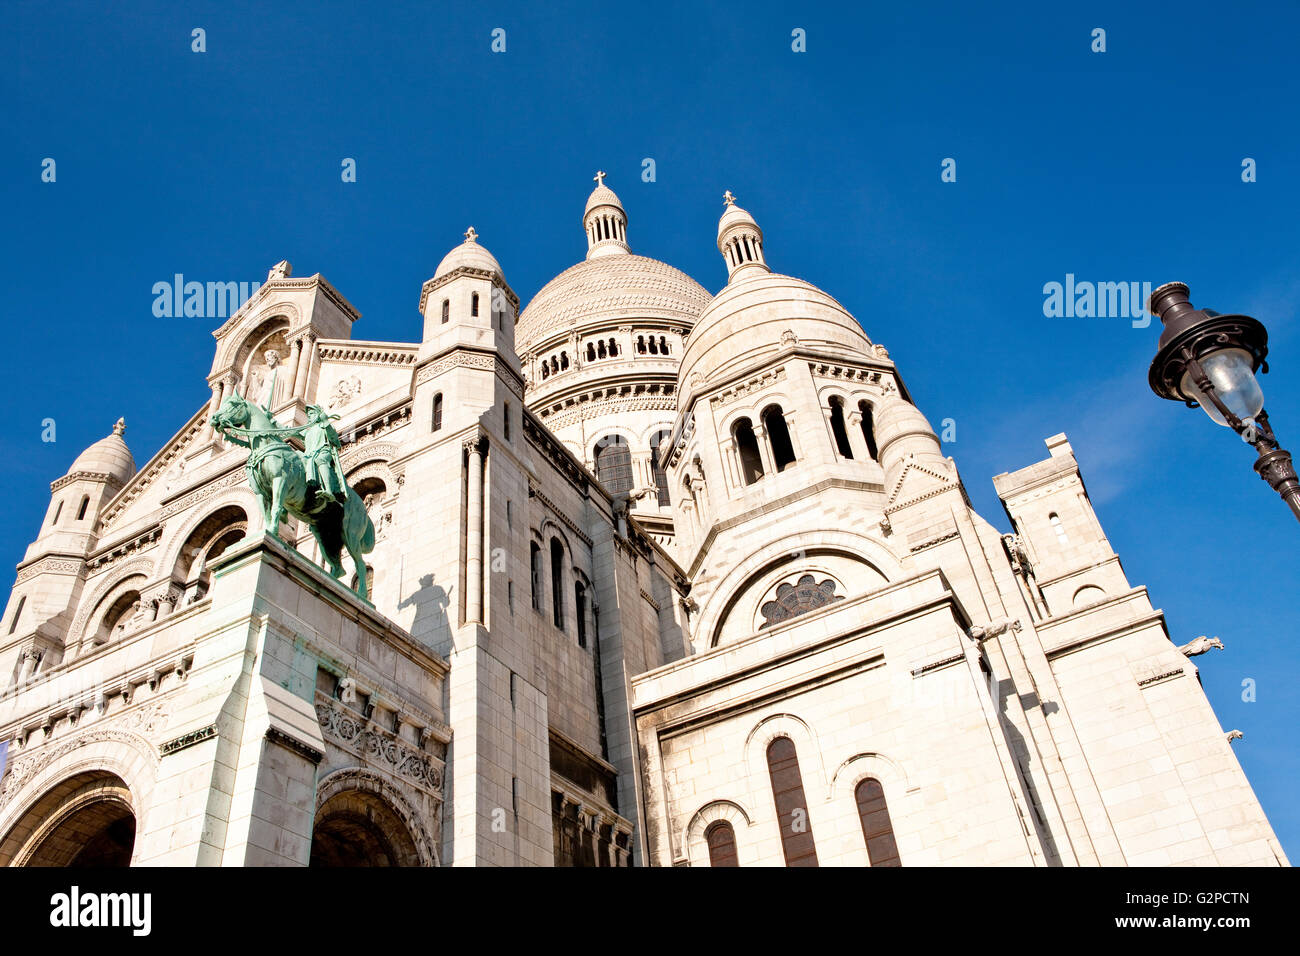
[0,182,1286,867]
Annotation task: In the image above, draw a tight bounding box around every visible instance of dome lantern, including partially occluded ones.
[583,171,630,260]
[717,190,770,284]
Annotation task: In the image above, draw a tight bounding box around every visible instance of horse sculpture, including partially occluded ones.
[211,391,376,601]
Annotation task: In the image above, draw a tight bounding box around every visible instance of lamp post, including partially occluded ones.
[1147,282,1300,522]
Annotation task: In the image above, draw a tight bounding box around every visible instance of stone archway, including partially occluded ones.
[2,771,135,867]
[309,787,422,867]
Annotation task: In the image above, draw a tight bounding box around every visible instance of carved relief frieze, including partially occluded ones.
[709,366,786,408]
[315,697,445,797]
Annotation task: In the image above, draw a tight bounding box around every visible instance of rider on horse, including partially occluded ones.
[303,404,346,508]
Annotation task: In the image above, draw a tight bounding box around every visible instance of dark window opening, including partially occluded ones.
[855,778,901,867]
[432,393,443,432]
[650,429,672,506]
[705,821,739,867]
[829,397,854,459]
[441,299,449,324]
[859,401,878,460]
[734,418,765,485]
[595,436,634,495]
[471,292,479,317]
[77,495,90,521]
[763,405,797,471]
[530,542,543,611]
[550,538,565,629]
[575,581,588,648]
[767,736,818,867]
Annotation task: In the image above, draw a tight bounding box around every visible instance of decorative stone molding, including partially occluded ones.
[531,488,594,548]
[14,556,84,586]
[0,700,169,810]
[709,366,786,408]
[85,525,163,572]
[159,468,248,520]
[266,727,324,764]
[315,697,445,797]
[317,343,418,366]
[159,724,217,756]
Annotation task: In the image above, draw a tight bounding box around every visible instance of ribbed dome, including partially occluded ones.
[434,229,502,279]
[516,254,711,351]
[68,418,136,486]
[585,184,623,216]
[678,273,872,402]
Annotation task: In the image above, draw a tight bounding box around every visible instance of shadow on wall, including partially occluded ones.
[399,573,453,656]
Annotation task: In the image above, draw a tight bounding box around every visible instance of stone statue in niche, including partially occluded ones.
[244,331,290,411]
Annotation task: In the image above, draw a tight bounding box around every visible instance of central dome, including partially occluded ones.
[516,253,711,353]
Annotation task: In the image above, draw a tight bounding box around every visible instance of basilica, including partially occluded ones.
[0,175,1286,866]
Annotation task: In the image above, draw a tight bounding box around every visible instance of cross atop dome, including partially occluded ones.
[594,170,607,187]
[723,190,736,206]
[113,417,126,436]
[464,226,478,243]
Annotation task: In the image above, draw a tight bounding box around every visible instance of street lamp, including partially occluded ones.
[1147,281,1300,522]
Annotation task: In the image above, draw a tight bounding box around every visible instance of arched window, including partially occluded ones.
[766,736,818,867]
[855,778,901,867]
[597,340,607,359]
[432,393,443,432]
[587,343,596,362]
[550,538,565,629]
[471,292,479,317]
[1049,513,1069,546]
[503,402,511,441]
[762,405,797,472]
[705,820,739,867]
[608,337,617,356]
[829,397,853,459]
[858,401,878,460]
[574,581,588,648]
[530,542,543,611]
[594,436,633,495]
[441,299,450,324]
[659,336,669,355]
[551,356,559,374]
[560,352,569,370]
[637,335,646,354]
[8,595,25,635]
[77,495,90,521]
[648,336,659,355]
[733,418,764,486]
[650,429,672,506]
[51,500,63,525]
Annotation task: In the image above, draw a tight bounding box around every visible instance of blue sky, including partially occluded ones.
[2,0,1298,858]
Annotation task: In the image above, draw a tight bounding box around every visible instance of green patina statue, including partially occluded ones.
[211,391,376,601]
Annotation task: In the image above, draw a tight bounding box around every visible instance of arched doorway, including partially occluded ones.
[2,772,135,867]
[309,788,422,867]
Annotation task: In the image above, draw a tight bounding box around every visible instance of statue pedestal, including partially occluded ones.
[132,534,449,866]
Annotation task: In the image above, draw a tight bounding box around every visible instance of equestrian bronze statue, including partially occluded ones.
[211,392,376,601]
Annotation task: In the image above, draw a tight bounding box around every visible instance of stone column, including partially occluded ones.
[846,408,871,461]
[286,336,305,402]
[465,438,485,624]
[755,425,777,476]
[206,378,226,441]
